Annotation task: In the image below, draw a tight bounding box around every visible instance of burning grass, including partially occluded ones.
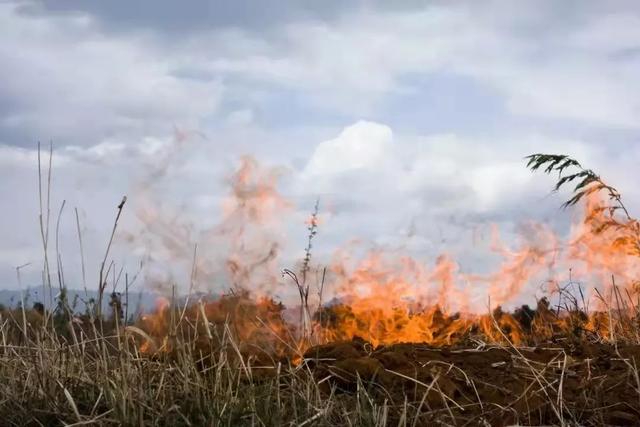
[2,295,640,425]
[2,152,640,425]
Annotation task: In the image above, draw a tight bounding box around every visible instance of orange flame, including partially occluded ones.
[131,158,640,358]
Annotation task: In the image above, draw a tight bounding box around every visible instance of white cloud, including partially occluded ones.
[569,13,640,52]
[0,144,51,169]
[295,122,608,252]
[183,3,640,127]
[304,120,395,177]
[225,109,255,127]
[0,2,222,147]
[3,0,638,152]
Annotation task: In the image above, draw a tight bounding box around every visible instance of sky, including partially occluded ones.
[1,0,640,306]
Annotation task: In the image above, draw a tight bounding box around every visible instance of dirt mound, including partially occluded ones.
[304,338,640,426]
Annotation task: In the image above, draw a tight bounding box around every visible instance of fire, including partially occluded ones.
[134,291,295,359]
[130,155,640,360]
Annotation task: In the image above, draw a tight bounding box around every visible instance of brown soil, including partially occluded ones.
[304,338,640,426]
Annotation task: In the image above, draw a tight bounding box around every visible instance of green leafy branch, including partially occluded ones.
[526,153,640,256]
[526,154,631,219]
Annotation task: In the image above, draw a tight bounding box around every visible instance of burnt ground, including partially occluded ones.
[303,338,640,426]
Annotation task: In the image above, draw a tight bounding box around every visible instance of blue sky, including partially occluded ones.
[1,1,639,308]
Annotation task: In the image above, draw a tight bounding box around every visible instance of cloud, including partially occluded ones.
[304,120,395,177]
[174,2,640,127]
[25,0,352,35]
[0,2,222,148]
[301,122,597,217]
[1,0,640,303]
[225,109,255,127]
[3,0,639,155]
[569,13,640,53]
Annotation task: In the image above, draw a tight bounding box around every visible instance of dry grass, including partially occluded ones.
[1,298,640,426]
[0,308,421,426]
[2,149,638,425]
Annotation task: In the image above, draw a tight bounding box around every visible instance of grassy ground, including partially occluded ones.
[2,298,640,426]
[0,307,407,426]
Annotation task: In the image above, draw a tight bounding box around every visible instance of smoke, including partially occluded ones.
[121,131,292,299]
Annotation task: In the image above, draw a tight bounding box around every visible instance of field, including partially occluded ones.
[1,154,640,426]
[2,298,640,426]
